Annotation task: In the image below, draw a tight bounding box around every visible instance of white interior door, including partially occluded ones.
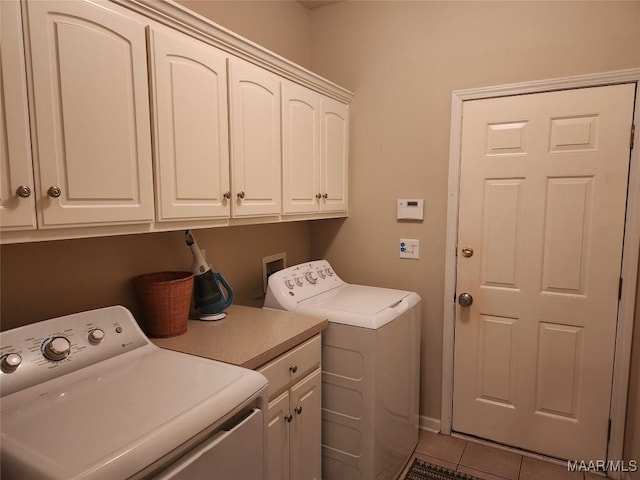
[453,83,635,461]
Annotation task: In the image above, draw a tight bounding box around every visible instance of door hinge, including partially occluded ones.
[631,123,636,150]
[619,276,623,300]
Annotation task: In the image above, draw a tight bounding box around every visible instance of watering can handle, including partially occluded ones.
[214,273,234,309]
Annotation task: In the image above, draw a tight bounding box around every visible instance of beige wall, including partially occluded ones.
[307,0,640,439]
[177,0,312,69]
[0,222,311,330]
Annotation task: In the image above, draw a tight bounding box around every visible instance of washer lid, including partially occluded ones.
[1,349,266,480]
[300,285,409,315]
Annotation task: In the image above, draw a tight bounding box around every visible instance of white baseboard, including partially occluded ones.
[419,415,441,433]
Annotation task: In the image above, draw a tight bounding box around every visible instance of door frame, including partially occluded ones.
[441,69,640,472]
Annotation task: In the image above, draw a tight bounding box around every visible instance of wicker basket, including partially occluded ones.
[133,271,194,338]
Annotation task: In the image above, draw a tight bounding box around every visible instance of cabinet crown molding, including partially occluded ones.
[113,0,354,104]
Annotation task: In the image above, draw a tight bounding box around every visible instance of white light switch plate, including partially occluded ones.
[400,239,419,259]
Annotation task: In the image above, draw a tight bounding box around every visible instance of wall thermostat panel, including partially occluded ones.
[397,199,424,220]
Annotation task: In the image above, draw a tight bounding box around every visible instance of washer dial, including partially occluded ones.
[1,353,22,373]
[88,329,105,345]
[43,336,71,361]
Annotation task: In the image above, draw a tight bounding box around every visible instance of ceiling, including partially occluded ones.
[297,1,343,9]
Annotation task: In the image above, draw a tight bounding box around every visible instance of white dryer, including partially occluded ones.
[0,306,268,480]
[264,260,421,480]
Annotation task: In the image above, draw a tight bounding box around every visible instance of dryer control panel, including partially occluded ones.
[264,260,345,310]
[0,306,150,397]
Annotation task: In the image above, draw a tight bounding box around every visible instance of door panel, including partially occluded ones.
[149,26,230,221]
[282,81,320,214]
[26,0,153,226]
[320,97,348,212]
[453,83,635,461]
[290,368,321,480]
[229,59,281,217]
[0,0,36,230]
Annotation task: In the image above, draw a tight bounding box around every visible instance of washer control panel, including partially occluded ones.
[0,306,149,397]
[264,260,345,311]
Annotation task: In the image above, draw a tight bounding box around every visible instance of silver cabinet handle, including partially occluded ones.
[237,191,245,199]
[47,186,62,198]
[294,406,303,415]
[223,191,231,199]
[458,293,473,308]
[16,185,32,198]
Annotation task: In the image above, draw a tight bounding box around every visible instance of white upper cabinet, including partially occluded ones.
[24,0,154,227]
[148,25,230,221]
[320,97,349,213]
[1,0,352,243]
[282,81,321,215]
[229,58,282,217]
[282,81,349,215]
[0,0,36,231]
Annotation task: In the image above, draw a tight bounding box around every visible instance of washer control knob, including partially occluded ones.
[43,336,71,361]
[294,277,304,287]
[317,269,326,279]
[285,279,295,290]
[1,353,22,373]
[305,271,318,284]
[325,268,334,276]
[88,329,105,345]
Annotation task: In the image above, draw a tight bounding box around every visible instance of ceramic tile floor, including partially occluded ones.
[398,430,605,480]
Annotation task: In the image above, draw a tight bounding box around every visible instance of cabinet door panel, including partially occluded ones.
[149,26,230,221]
[26,0,153,227]
[229,58,281,217]
[267,391,290,480]
[321,98,349,213]
[282,82,320,214]
[290,368,322,480]
[1,0,36,230]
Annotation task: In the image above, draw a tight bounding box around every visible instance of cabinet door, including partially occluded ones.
[290,368,322,480]
[148,26,230,221]
[320,97,349,213]
[282,81,320,215]
[25,0,153,227]
[1,0,36,231]
[229,58,281,217]
[267,391,290,480]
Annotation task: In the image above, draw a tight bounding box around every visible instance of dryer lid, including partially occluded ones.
[1,349,265,480]
[299,284,409,316]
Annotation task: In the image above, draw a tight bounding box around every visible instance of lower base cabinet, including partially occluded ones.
[259,335,322,480]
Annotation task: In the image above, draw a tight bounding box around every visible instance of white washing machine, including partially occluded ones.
[0,306,268,480]
[264,260,421,480]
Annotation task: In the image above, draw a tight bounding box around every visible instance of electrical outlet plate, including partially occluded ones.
[400,239,419,259]
[262,252,286,293]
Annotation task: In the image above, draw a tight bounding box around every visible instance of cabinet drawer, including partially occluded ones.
[258,335,321,399]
